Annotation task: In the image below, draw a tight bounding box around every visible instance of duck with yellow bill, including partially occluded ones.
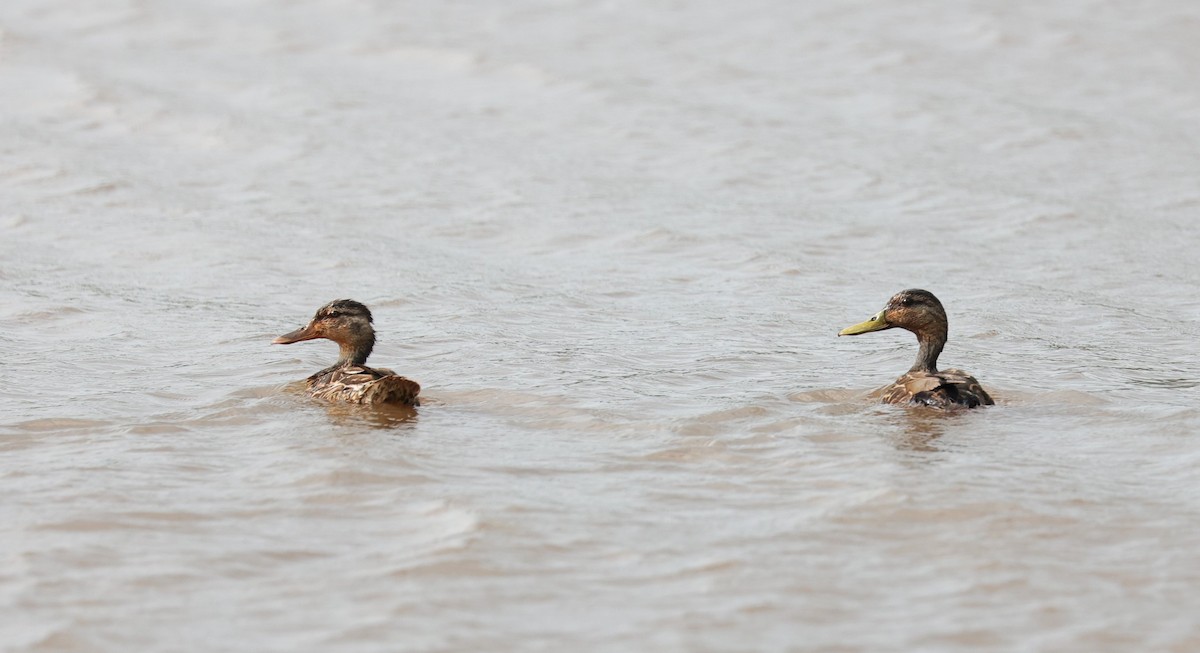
[839,289,993,408]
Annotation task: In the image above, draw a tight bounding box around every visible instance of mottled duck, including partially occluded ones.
[273,299,421,406]
[838,289,992,408]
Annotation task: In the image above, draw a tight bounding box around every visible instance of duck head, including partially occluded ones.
[838,289,948,372]
[274,299,376,366]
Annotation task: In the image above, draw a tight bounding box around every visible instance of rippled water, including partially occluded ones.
[3,0,1200,651]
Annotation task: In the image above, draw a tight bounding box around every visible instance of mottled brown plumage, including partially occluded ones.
[839,289,993,409]
[273,299,421,407]
[877,368,992,408]
[304,365,421,405]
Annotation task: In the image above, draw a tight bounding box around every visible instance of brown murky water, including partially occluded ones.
[2,1,1200,651]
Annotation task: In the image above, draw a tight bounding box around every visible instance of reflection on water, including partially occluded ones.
[885,407,953,453]
[320,401,420,429]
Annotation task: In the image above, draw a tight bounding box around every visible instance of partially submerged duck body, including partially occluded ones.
[304,364,421,406]
[274,299,421,407]
[874,368,992,408]
[839,289,992,409]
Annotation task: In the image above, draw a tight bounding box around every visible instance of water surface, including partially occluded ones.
[2,0,1199,651]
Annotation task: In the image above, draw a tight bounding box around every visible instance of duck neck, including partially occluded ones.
[337,332,374,367]
[910,327,945,374]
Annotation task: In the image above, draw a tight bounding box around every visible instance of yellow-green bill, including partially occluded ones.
[838,311,890,336]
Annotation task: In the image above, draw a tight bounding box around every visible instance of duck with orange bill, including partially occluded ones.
[274,299,421,406]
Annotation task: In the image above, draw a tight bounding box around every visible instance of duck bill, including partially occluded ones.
[838,311,891,336]
[273,323,320,345]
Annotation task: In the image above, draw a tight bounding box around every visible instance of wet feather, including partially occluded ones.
[305,366,421,406]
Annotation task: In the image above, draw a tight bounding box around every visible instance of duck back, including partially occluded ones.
[881,369,993,408]
[306,366,421,406]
